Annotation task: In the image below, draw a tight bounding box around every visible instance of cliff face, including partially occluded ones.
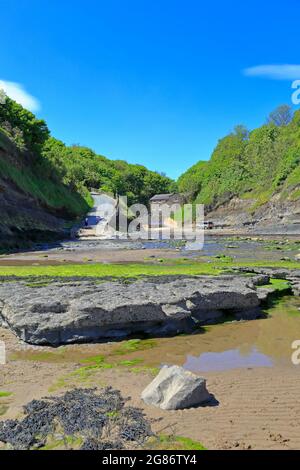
[0,131,85,250]
[0,177,66,250]
[206,195,300,233]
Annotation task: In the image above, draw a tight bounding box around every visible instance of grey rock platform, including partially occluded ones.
[0,274,275,345]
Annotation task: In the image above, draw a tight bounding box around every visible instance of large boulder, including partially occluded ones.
[141,365,211,410]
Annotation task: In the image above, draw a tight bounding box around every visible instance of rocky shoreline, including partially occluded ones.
[234,267,300,295]
[0,271,297,345]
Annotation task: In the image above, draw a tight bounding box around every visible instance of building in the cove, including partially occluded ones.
[149,193,185,228]
[150,193,183,207]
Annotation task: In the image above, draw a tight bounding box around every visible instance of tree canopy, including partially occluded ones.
[267,104,293,127]
[178,105,300,209]
[0,94,49,152]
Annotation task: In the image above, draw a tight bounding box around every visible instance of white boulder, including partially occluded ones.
[141,365,211,410]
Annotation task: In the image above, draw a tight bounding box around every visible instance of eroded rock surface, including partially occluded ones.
[236,267,300,296]
[0,274,278,345]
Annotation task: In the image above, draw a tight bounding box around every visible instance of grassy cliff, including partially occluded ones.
[0,129,91,249]
[178,107,300,217]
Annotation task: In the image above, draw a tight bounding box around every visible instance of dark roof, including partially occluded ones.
[150,193,175,202]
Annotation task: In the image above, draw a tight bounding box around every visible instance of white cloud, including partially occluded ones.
[0,80,40,112]
[243,64,300,81]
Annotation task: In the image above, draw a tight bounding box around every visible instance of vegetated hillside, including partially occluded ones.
[0,129,90,250]
[42,138,176,207]
[0,95,175,249]
[178,106,300,230]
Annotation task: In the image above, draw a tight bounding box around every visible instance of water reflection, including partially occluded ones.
[184,347,273,372]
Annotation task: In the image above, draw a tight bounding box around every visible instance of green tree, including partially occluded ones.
[0,94,49,152]
[267,104,293,127]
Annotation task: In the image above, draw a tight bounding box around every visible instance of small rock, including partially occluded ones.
[252,275,270,286]
[141,365,211,410]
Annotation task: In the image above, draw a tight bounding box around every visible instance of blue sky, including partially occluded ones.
[1,0,300,179]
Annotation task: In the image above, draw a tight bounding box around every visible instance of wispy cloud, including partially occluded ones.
[0,80,40,112]
[243,64,300,81]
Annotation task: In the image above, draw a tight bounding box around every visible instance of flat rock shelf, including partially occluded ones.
[0,274,292,345]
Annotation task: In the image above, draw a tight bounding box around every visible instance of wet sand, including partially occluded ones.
[0,234,299,266]
[0,248,181,266]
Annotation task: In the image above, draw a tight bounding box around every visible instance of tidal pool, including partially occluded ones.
[10,296,300,374]
[117,295,300,372]
[184,348,273,373]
